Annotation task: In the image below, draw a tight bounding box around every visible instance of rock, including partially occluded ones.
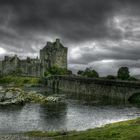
[5,92,15,100]
[46,96,61,102]
[0,87,62,105]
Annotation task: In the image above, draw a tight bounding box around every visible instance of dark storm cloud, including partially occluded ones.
[0,0,140,42]
[0,0,124,42]
[1,0,140,75]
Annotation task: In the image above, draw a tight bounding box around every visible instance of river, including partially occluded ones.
[0,86,140,133]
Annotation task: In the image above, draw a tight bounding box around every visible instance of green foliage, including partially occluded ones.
[0,75,41,86]
[77,70,84,75]
[44,66,72,77]
[106,75,116,80]
[77,67,99,78]
[117,67,130,80]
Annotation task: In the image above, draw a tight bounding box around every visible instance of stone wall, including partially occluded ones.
[46,76,140,102]
[40,39,68,76]
[0,39,68,77]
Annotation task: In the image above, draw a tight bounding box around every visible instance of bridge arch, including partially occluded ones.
[128,92,140,103]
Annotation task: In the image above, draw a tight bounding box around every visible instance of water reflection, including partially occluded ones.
[0,87,140,133]
[65,92,130,105]
[0,105,24,133]
[40,103,67,119]
[39,103,67,131]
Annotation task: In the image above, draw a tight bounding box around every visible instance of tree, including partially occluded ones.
[77,70,84,75]
[117,67,130,80]
[77,67,99,78]
[86,69,99,78]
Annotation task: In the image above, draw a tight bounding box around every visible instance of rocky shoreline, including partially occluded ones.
[0,87,62,105]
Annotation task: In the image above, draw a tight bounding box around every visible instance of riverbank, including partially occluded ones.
[0,75,41,86]
[24,117,140,140]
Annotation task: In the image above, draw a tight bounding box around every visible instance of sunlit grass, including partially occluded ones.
[0,75,41,86]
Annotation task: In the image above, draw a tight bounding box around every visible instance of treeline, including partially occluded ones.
[43,65,137,81]
[77,67,137,81]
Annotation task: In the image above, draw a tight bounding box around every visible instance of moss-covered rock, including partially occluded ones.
[0,87,61,105]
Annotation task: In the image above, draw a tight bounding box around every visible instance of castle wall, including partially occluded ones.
[49,46,67,69]
[1,39,68,77]
[2,56,21,74]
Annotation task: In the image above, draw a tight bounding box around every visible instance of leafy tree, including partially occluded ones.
[117,67,130,80]
[85,69,99,78]
[77,67,99,78]
[77,70,84,75]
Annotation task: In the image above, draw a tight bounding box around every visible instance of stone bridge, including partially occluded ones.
[44,75,140,102]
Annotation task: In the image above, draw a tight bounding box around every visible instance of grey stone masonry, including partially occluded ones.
[0,39,68,77]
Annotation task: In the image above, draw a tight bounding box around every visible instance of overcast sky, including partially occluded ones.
[0,0,140,76]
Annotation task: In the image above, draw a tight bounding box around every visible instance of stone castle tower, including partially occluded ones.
[40,39,68,76]
[0,39,68,77]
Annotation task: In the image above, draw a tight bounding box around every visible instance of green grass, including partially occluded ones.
[0,75,41,86]
[25,131,67,137]
[25,118,140,140]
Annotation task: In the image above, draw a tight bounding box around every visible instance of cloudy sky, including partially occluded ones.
[0,0,140,76]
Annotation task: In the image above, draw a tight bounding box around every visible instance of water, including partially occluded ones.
[0,86,140,133]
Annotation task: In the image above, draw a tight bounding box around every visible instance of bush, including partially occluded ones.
[117,67,130,80]
[44,66,72,77]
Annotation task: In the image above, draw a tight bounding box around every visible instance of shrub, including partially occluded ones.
[44,65,72,77]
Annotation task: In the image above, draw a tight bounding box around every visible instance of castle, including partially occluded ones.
[0,39,68,77]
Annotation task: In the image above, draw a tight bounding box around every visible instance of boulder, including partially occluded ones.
[0,87,62,105]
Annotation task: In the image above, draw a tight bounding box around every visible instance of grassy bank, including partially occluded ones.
[26,117,140,140]
[0,75,41,86]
